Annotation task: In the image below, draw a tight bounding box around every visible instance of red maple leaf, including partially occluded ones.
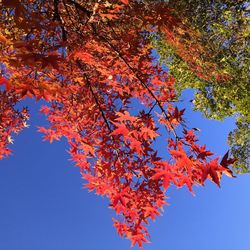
[111,122,130,138]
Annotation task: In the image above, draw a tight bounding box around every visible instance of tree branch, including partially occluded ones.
[90,24,179,139]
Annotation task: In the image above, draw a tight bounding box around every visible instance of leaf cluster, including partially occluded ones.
[151,0,250,173]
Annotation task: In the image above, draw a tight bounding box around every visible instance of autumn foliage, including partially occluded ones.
[0,0,235,247]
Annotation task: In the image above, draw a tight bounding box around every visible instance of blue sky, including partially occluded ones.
[0,90,249,250]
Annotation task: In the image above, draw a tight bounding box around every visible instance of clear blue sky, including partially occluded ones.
[0,90,249,250]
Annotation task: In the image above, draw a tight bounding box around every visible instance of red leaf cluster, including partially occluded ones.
[0,1,235,247]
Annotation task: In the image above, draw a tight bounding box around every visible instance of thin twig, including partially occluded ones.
[91,24,179,139]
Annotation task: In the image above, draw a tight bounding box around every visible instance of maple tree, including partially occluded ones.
[0,0,235,248]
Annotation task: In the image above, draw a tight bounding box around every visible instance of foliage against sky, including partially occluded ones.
[151,0,250,173]
[0,0,238,247]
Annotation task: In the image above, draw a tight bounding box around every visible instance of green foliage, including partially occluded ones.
[151,0,250,173]
[228,116,250,174]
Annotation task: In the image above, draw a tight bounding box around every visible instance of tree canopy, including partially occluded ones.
[151,0,250,173]
[0,0,237,247]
